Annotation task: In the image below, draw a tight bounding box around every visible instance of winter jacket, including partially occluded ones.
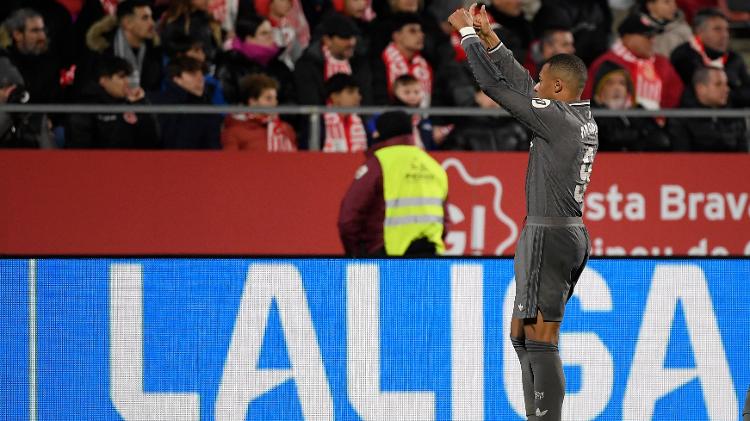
[79,15,164,93]
[66,83,160,149]
[1,46,63,104]
[645,11,693,58]
[215,48,294,104]
[293,39,373,105]
[441,116,529,151]
[667,90,748,152]
[160,11,222,62]
[670,41,750,107]
[149,80,222,149]
[221,113,297,151]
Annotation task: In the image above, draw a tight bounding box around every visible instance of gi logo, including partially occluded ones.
[440,158,519,255]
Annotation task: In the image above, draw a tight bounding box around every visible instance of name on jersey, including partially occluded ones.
[580,122,598,139]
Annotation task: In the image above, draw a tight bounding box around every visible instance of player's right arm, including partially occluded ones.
[460,30,558,140]
[472,4,534,95]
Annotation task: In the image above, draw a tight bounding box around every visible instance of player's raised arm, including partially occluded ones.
[471,4,535,95]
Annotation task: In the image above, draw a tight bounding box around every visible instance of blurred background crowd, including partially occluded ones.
[0,0,748,151]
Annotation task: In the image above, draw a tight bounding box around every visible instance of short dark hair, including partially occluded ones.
[546,53,588,92]
[692,65,724,86]
[235,17,265,40]
[95,54,133,79]
[393,74,419,89]
[166,56,205,79]
[693,8,727,30]
[116,0,152,21]
[239,73,278,103]
[325,73,359,97]
[167,32,204,58]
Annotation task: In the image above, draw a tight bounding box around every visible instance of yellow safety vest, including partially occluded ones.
[375,145,448,255]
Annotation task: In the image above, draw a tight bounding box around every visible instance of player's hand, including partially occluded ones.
[473,4,501,50]
[448,7,473,31]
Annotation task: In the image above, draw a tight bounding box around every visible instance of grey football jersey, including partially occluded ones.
[462,34,598,217]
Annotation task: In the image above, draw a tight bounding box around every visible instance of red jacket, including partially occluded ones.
[584,49,684,109]
[337,135,449,256]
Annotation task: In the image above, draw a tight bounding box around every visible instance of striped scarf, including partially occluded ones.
[323,113,366,153]
[381,42,432,108]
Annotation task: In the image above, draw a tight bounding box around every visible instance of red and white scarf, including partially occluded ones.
[323,113,367,153]
[323,45,352,80]
[690,35,729,69]
[612,40,662,110]
[243,114,296,151]
[382,42,432,108]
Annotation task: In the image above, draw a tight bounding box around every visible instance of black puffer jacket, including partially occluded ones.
[667,90,748,152]
[149,80,222,149]
[215,48,294,104]
[66,83,160,149]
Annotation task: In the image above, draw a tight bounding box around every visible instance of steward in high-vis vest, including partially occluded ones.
[338,111,449,256]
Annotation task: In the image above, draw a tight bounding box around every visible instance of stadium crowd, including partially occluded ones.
[0,0,748,151]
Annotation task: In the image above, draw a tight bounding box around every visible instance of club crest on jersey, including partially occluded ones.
[531,98,551,108]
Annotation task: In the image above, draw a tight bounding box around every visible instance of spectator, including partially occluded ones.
[670,8,750,107]
[314,0,375,58]
[81,0,163,92]
[215,17,293,104]
[66,54,159,148]
[252,0,310,69]
[524,26,576,80]
[167,33,226,105]
[73,0,119,64]
[585,13,684,109]
[591,61,671,150]
[150,56,222,149]
[370,0,455,71]
[338,110,449,257]
[486,0,534,62]
[0,55,53,148]
[321,73,366,152]
[533,0,613,65]
[221,73,297,151]
[294,13,371,105]
[372,13,433,106]
[441,86,528,151]
[640,0,693,57]
[668,66,748,151]
[159,0,222,64]
[367,74,442,150]
[1,9,63,104]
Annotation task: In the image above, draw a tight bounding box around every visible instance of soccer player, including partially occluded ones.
[449,4,598,420]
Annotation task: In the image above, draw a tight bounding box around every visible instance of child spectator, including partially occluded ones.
[221,73,297,151]
[322,73,366,152]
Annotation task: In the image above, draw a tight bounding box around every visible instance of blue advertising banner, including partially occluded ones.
[1,258,748,420]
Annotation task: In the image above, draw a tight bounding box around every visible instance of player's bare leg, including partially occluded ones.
[522,311,564,421]
[510,317,536,419]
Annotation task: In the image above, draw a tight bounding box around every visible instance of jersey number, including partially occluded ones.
[574,146,595,203]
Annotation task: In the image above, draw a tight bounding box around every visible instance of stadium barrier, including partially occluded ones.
[1,104,749,151]
[1,151,749,256]
[1,257,748,420]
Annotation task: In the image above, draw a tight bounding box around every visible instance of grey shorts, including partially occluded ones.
[512,216,590,322]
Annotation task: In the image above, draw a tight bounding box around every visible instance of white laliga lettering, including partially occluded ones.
[451,264,484,421]
[215,264,332,420]
[347,264,435,421]
[109,264,200,420]
[623,265,737,420]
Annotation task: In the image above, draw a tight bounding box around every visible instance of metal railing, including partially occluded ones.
[2,104,749,151]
